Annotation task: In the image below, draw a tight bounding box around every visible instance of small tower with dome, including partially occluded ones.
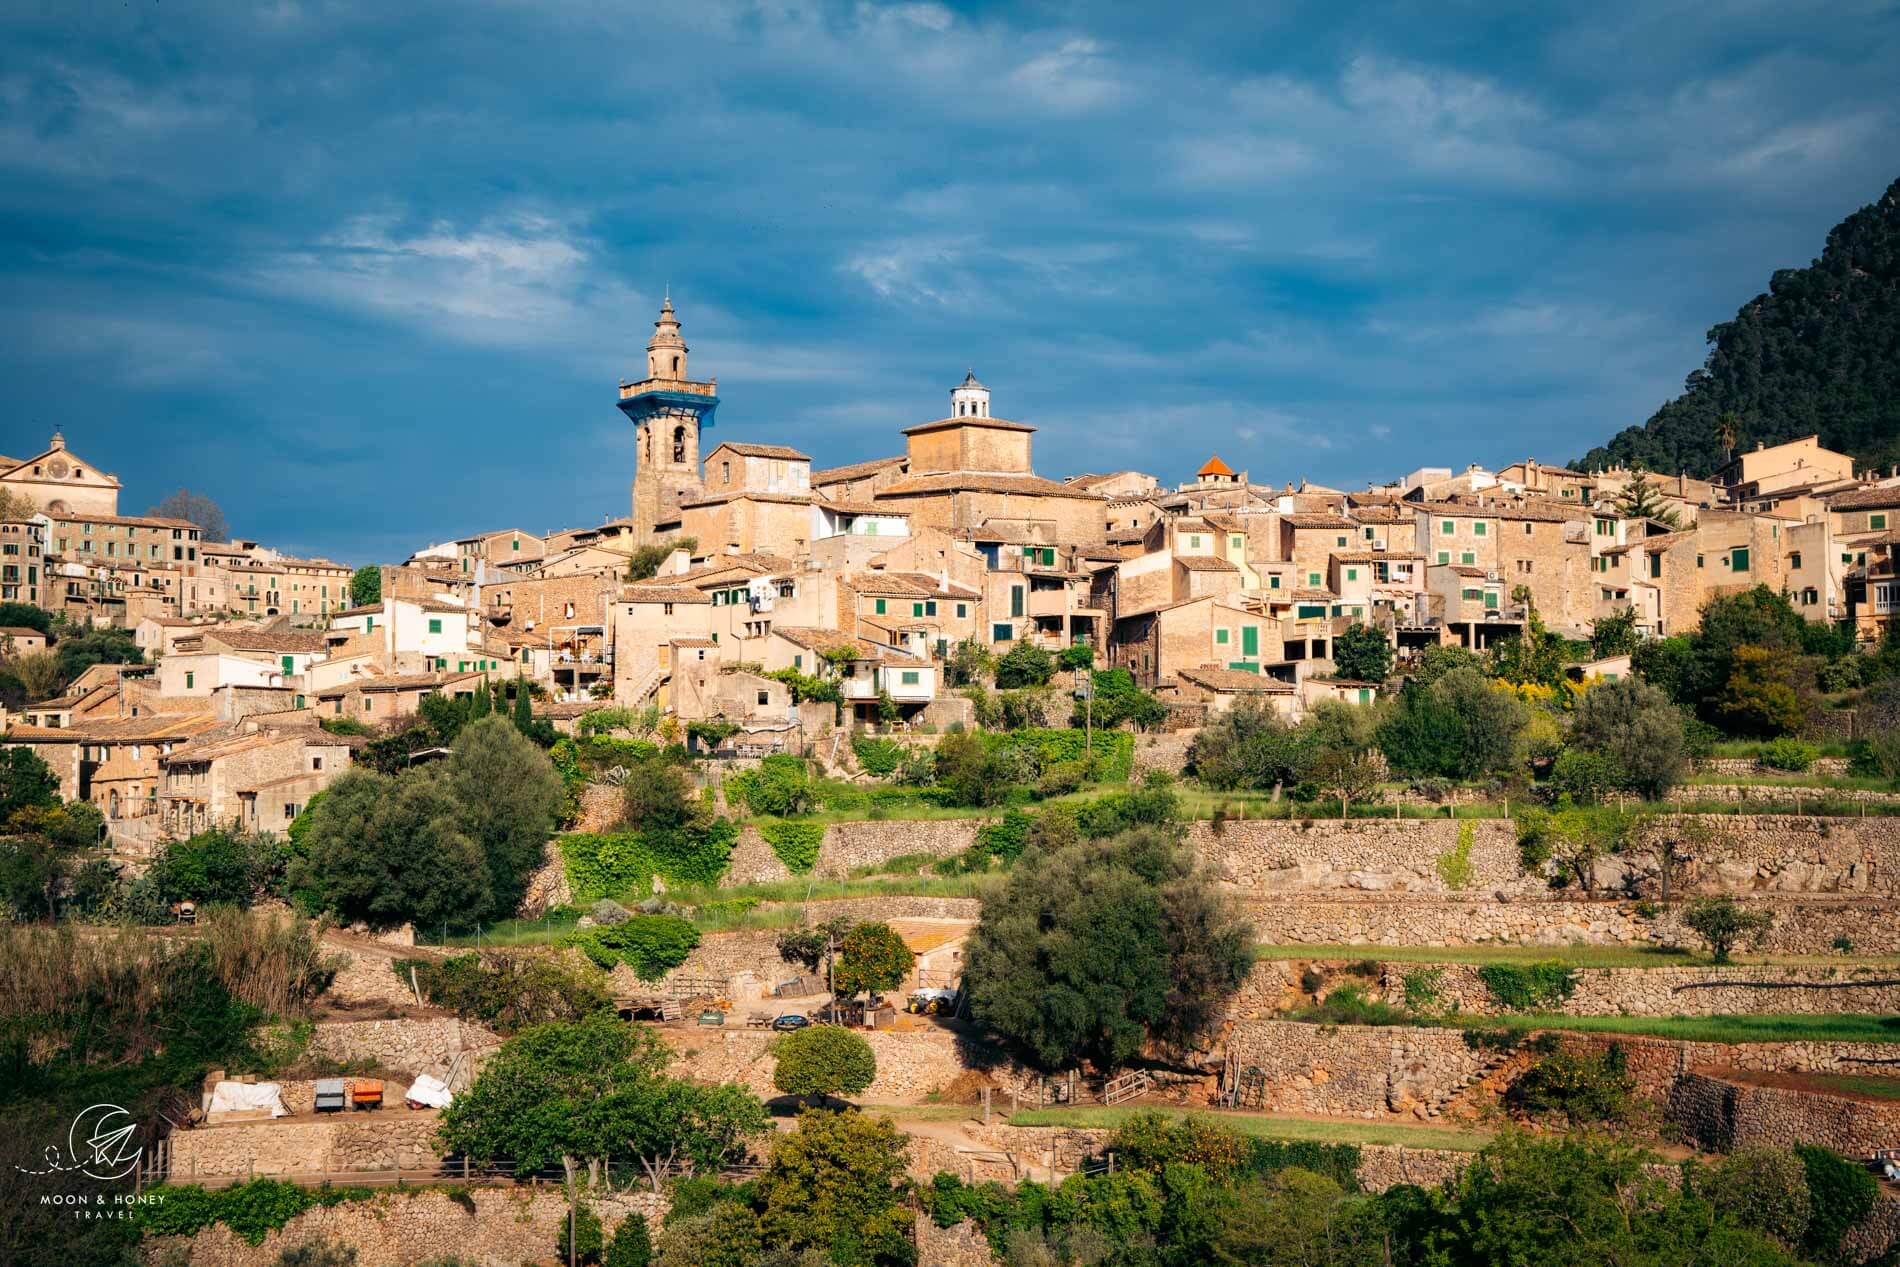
[950,370,991,419]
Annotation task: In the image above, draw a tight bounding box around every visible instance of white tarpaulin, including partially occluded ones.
[208,1081,288,1118]
[403,1074,453,1109]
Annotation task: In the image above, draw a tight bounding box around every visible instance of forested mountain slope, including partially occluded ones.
[1575,177,1900,477]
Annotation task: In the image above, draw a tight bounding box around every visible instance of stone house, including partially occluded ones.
[159,729,352,838]
[0,432,122,516]
[0,518,45,607]
[0,625,48,658]
[312,670,487,726]
[1164,665,1300,719]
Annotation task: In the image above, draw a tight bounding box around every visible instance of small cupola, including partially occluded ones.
[950,370,990,419]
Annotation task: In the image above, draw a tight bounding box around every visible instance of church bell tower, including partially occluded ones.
[618,294,719,544]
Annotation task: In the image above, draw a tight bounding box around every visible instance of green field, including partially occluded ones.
[1249,943,1900,970]
[1008,1105,1493,1151]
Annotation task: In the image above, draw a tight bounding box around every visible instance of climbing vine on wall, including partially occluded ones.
[760,820,826,874]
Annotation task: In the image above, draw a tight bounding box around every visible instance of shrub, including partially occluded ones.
[759,820,825,874]
[995,642,1055,688]
[1704,1147,1811,1248]
[567,915,701,979]
[1506,1043,1635,1123]
[1682,896,1774,964]
[396,950,612,1032]
[1759,737,1819,772]
[606,1214,654,1267]
[558,1203,605,1267]
[1476,961,1578,1011]
[850,736,905,778]
[727,755,816,817]
[1435,821,1475,890]
[1796,1144,1878,1260]
[1401,968,1445,1014]
[1566,676,1686,798]
[1548,748,1625,805]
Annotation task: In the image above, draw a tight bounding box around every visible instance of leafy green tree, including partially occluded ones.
[1516,806,1635,891]
[1483,598,1566,688]
[932,730,1017,806]
[1796,1144,1878,1262]
[834,921,914,999]
[1330,623,1393,683]
[1631,634,1698,705]
[51,626,142,689]
[290,769,492,930]
[1714,645,1809,737]
[0,747,60,820]
[757,1110,913,1267]
[626,536,696,582]
[1506,1044,1636,1123]
[349,565,380,608]
[1567,675,1687,797]
[994,642,1054,689]
[147,828,286,907]
[1378,669,1527,780]
[728,754,816,817]
[1187,701,1311,792]
[1411,642,1480,685]
[0,798,105,920]
[620,756,709,833]
[1589,607,1643,659]
[653,1204,762,1267]
[1703,1147,1812,1249]
[773,1026,877,1104]
[1058,643,1094,671]
[0,602,52,635]
[1683,896,1775,964]
[444,716,566,918]
[512,681,534,734]
[1547,748,1624,804]
[944,639,995,688]
[964,826,1251,1070]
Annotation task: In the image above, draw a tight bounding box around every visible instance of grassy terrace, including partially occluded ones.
[1430,1013,1900,1046]
[1796,1073,1900,1101]
[1007,1106,1493,1151]
[1249,943,1900,970]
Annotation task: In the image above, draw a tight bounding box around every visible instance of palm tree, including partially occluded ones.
[1715,411,1741,465]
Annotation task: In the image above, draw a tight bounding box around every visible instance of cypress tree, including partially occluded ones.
[513,681,533,734]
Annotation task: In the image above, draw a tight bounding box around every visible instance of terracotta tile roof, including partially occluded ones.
[878,472,1107,499]
[1176,665,1295,692]
[670,553,802,583]
[817,498,910,516]
[48,511,200,530]
[1347,505,1406,523]
[203,629,329,654]
[1175,555,1239,572]
[1197,455,1235,478]
[1105,526,1152,544]
[161,729,305,765]
[313,671,485,698]
[771,627,926,662]
[1413,499,1584,523]
[622,585,712,604]
[709,442,811,460]
[812,455,907,484]
[1330,551,1424,563]
[848,571,979,598]
[0,626,46,638]
[677,491,815,509]
[1281,514,1359,530]
[1826,484,1900,510]
[670,637,719,647]
[900,416,1037,436]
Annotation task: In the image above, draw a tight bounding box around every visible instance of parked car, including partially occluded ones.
[697,1009,726,1027]
[772,1014,811,1032]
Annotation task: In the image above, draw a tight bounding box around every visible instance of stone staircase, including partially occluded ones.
[1413,1046,1525,1120]
[625,664,667,704]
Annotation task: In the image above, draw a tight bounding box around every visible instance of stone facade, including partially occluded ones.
[145,1187,665,1267]
[1224,1021,1488,1118]
[1193,818,1531,895]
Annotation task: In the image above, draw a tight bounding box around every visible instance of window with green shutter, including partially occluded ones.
[1441,521,1454,535]
[1461,551,1475,565]
[925,600,937,615]
[1269,575,1281,589]
[1437,551,1449,564]
[1485,592,1499,610]
[185,672,194,689]
[875,598,886,614]
[1242,626,1259,656]
[900,671,919,685]
[992,623,1013,642]
[1215,628,1229,645]
[281,655,294,674]
[1307,572,1320,586]
[913,602,924,617]
[793,654,802,669]
[1345,567,1358,581]
[956,603,967,617]
[1730,547,1749,572]
[1011,586,1024,617]
[1463,588,1482,601]
[428,618,442,634]
[1875,514,1889,530]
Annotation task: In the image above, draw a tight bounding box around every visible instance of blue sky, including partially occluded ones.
[2,1,1897,563]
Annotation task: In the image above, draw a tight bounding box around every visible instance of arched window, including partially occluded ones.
[644,429,652,462]
[672,355,680,374]
[672,425,686,463]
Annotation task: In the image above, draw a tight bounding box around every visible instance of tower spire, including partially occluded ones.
[647,293,687,381]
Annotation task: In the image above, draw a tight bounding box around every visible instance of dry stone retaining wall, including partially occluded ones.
[1242,894,1900,952]
[665,1027,1040,1103]
[307,1017,497,1079]
[144,1188,664,1267]
[1224,1021,1487,1118]
[1371,962,1900,1017]
[724,819,981,886]
[167,1112,445,1180]
[1193,819,1531,895]
[1668,1072,1900,1156]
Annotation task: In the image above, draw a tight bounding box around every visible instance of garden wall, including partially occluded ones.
[307,1017,498,1079]
[1223,1021,1489,1118]
[661,1026,1040,1104]
[166,1111,446,1180]
[143,1188,664,1267]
